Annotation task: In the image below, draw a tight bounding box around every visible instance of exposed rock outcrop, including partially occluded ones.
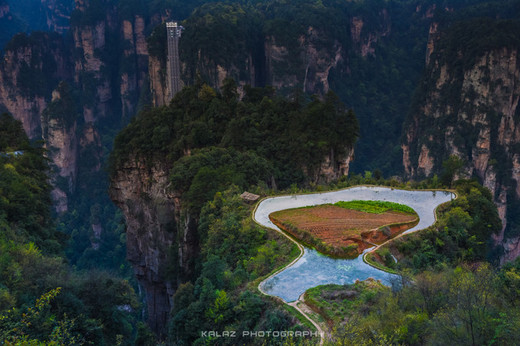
[266,27,344,96]
[110,159,198,337]
[0,32,71,138]
[314,147,355,183]
[120,15,148,118]
[41,0,74,33]
[350,11,391,58]
[402,20,520,262]
[149,55,168,107]
[72,19,112,122]
[41,83,79,213]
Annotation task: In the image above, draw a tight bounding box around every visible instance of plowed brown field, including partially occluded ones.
[270,205,417,257]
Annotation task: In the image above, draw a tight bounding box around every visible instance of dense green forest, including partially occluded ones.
[0,114,148,345]
[112,80,359,191]
[1,0,520,344]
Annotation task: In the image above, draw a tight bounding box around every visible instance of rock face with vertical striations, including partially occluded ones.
[264,26,345,96]
[402,19,520,262]
[71,6,111,123]
[41,83,79,213]
[109,159,198,337]
[0,32,71,139]
[120,15,148,119]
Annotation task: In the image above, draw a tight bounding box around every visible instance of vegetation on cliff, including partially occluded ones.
[2,31,67,98]
[403,12,520,244]
[296,176,507,345]
[2,0,520,343]
[111,80,359,192]
[366,179,501,272]
[169,187,311,345]
[0,114,144,345]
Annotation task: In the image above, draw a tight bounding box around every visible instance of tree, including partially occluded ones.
[441,155,464,186]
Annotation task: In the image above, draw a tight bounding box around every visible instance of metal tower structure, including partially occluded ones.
[166,21,182,100]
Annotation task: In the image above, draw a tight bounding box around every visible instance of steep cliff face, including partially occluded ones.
[40,0,74,33]
[72,19,112,123]
[402,19,520,261]
[312,147,355,184]
[7,0,74,33]
[265,27,344,96]
[350,10,391,58]
[120,15,148,118]
[148,55,168,107]
[110,159,197,337]
[0,32,71,138]
[41,84,78,213]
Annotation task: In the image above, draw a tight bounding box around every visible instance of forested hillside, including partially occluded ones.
[0,114,147,345]
[1,0,520,344]
[403,10,520,261]
[109,81,359,338]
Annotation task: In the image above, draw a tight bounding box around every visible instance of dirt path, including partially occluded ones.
[288,294,327,346]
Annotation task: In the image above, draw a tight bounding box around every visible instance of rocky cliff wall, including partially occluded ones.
[0,32,71,138]
[312,147,355,184]
[265,27,344,96]
[402,20,520,262]
[109,159,198,337]
[148,55,168,107]
[72,19,112,123]
[120,15,148,118]
[41,85,78,213]
[6,0,74,33]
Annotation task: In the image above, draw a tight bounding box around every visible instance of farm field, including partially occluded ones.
[269,203,417,257]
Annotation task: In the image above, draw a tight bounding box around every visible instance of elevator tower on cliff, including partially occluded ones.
[166,21,182,100]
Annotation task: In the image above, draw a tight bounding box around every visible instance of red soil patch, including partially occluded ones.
[270,205,418,257]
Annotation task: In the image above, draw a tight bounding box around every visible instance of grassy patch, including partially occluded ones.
[304,280,388,325]
[334,200,416,214]
[283,304,318,331]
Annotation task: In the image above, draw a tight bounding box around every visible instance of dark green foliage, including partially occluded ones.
[0,114,140,345]
[180,3,263,84]
[0,113,32,151]
[0,114,57,251]
[3,32,65,98]
[440,155,465,187]
[327,263,520,345]
[169,188,308,345]
[0,288,86,345]
[433,18,520,69]
[171,147,273,212]
[111,82,359,199]
[390,180,502,272]
[41,82,79,129]
[70,0,107,27]
[305,280,385,324]
[146,23,167,64]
